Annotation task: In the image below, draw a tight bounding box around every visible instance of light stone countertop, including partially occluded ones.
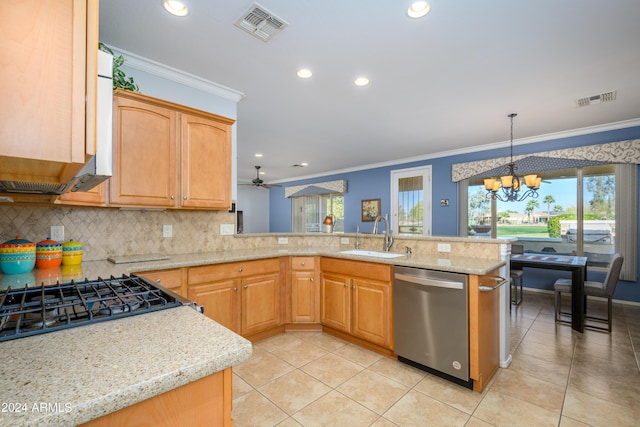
[0,306,252,427]
[32,246,505,282]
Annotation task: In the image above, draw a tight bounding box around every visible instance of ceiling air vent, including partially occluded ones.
[234,3,288,42]
[576,90,617,107]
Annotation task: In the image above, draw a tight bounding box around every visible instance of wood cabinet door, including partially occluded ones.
[0,0,93,171]
[110,94,177,207]
[291,271,316,323]
[320,273,351,333]
[188,279,240,334]
[468,271,500,392]
[241,273,281,336]
[180,113,231,209]
[351,277,392,348]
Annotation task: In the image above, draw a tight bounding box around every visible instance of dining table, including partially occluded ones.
[510,253,588,333]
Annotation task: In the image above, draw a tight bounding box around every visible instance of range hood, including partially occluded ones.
[0,50,113,196]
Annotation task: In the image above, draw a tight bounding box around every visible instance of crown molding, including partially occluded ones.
[107,45,245,103]
[271,118,640,184]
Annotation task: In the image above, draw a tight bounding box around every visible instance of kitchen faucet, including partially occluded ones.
[372,215,394,252]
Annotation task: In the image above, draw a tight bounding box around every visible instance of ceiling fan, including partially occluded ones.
[242,166,282,188]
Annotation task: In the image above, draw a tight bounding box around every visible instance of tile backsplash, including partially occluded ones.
[1,206,507,262]
[0,206,237,261]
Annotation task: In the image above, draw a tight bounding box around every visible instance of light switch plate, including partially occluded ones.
[163,225,172,238]
[278,237,288,244]
[340,237,349,244]
[220,224,235,235]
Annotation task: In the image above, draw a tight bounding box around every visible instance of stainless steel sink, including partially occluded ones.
[339,249,405,259]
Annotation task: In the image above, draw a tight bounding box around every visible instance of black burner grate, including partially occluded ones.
[0,275,182,341]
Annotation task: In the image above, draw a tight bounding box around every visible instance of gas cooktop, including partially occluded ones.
[0,275,190,342]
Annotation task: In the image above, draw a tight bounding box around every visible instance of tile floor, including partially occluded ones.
[232,292,640,426]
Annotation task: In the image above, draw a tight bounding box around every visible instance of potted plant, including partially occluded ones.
[98,42,139,92]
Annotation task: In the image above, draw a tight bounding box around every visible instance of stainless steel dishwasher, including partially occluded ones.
[393,266,472,388]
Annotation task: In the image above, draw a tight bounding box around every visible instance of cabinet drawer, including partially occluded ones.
[189,258,280,285]
[320,257,392,282]
[135,268,184,291]
[291,256,315,271]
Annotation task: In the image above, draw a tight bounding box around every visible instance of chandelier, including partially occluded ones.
[484,113,541,202]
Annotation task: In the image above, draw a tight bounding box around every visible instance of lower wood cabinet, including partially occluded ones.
[134,268,186,297]
[79,368,233,427]
[468,269,501,392]
[290,256,319,324]
[187,258,282,338]
[320,258,393,350]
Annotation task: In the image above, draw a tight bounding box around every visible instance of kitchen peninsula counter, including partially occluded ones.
[0,306,252,426]
[38,246,505,282]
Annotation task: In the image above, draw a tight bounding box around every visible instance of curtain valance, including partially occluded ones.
[284,180,347,198]
[451,140,640,182]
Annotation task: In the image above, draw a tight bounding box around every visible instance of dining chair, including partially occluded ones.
[510,244,524,305]
[553,253,624,332]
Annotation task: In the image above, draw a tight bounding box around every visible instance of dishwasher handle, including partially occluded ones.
[394,273,464,290]
[478,276,508,292]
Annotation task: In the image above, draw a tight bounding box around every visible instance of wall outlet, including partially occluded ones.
[340,237,349,245]
[278,237,288,245]
[51,225,64,242]
[163,224,172,238]
[437,243,451,253]
[220,224,235,235]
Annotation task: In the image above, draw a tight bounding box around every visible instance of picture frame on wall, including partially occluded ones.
[361,198,381,222]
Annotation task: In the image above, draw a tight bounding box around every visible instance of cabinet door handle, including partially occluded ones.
[233,287,237,292]
[239,268,243,272]
[343,283,348,287]
[244,285,248,289]
[170,195,175,200]
[301,262,305,266]
[183,195,188,200]
[352,285,356,289]
[310,278,314,282]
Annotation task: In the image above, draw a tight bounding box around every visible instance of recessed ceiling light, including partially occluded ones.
[163,0,189,17]
[297,68,313,79]
[255,153,263,157]
[300,162,309,167]
[354,77,369,87]
[407,1,430,18]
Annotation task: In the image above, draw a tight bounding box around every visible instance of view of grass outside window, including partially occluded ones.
[398,176,423,234]
[292,193,344,233]
[468,165,616,268]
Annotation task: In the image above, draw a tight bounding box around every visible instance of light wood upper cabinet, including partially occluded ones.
[0,0,98,186]
[110,91,234,209]
[180,114,231,209]
[55,181,107,206]
[110,93,177,207]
